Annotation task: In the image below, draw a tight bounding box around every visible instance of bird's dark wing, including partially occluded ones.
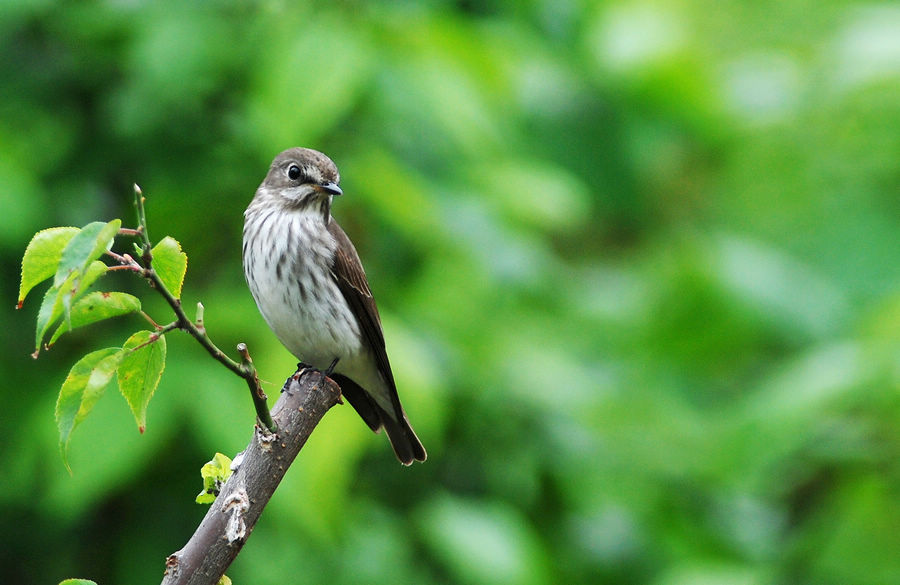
[327,219,426,465]
[327,220,401,419]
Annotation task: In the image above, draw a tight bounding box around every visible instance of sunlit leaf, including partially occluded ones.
[196,452,234,504]
[151,236,188,299]
[56,347,124,471]
[48,292,142,346]
[18,226,79,308]
[59,580,99,585]
[54,219,120,287]
[195,491,216,505]
[34,261,109,355]
[117,330,167,433]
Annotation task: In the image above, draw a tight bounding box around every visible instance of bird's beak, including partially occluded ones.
[316,182,343,196]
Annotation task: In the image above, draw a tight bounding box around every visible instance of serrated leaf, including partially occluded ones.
[151,236,188,299]
[34,261,109,355]
[18,226,79,308]
[35,272,77,353]
[48,292,142,346]
[117,330,166,433]
[54,219,120,287]
[56,347,124,470]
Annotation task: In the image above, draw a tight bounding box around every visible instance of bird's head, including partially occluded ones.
[258,147,342,221]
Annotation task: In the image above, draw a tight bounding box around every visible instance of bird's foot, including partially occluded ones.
[280,374,294,394]
[282,362,314,393]
[283,359,339,393]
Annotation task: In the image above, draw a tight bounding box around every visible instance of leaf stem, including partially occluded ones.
[105,250,143,272]
[141,310,162,329]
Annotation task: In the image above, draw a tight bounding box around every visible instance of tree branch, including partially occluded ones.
[161,368,343,585]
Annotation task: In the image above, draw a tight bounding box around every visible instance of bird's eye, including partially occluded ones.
[287,165,302,180]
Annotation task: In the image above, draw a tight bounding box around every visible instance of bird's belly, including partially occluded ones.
[248,257,362,369]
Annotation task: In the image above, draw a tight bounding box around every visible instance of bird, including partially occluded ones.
[242,147,426,465]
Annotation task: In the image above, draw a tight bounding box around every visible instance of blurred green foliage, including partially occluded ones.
[2,1,899,584]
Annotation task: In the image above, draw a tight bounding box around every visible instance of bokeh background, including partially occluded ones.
[2,1,900,584]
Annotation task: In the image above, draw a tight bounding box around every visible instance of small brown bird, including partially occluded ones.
[242,148,426,465]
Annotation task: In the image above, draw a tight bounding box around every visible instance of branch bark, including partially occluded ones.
[161,368,342,585]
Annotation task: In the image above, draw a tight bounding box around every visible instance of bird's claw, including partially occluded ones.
[324,357,339,378]
[282,359,339,393]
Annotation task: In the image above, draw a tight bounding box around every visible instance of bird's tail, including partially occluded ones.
[381,410,427,466]
[333,374,426,465]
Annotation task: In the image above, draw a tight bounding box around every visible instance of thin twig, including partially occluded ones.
[130,186,277,432]
[238,343,272,427]
[134,184,153,266]
[157,321,181,336]
[195,302,206,335]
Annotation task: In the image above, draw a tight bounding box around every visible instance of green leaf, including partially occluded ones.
[59,580,99,585]
[54,219,120,287]
[35,272,77,353]
[196,492,216,505]
[56,347,124,470]
[217,576,232,585]
[18,226,79,308]
[117,330,167,433]
[196,452,234,504]
[48,292,142,346]
[151,236,188,299]
[34,261,109,355]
